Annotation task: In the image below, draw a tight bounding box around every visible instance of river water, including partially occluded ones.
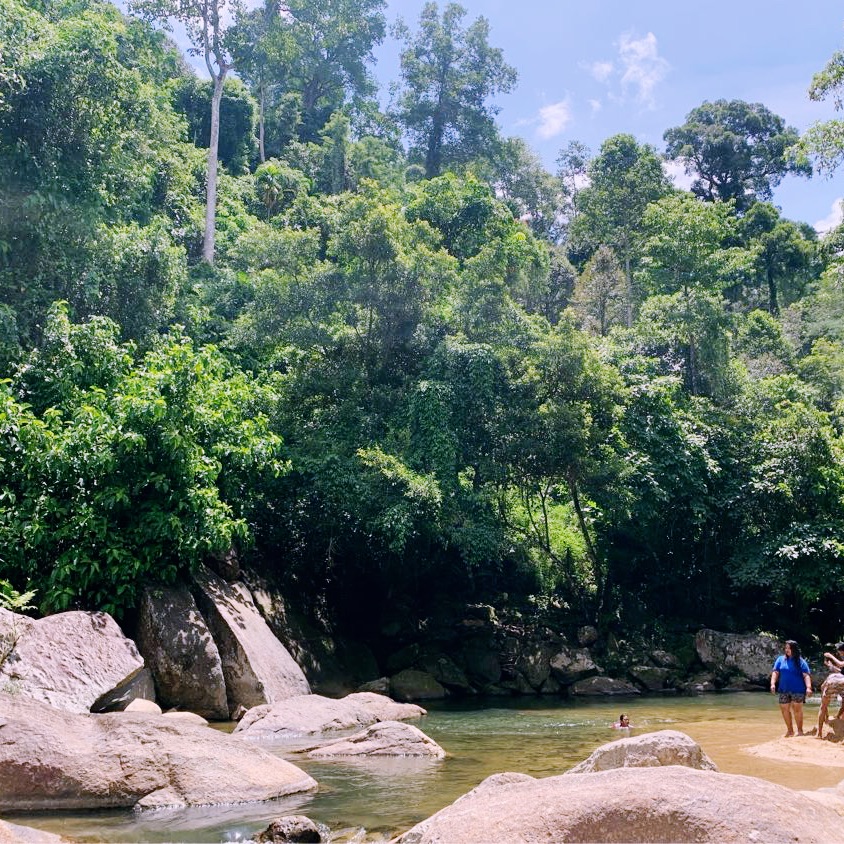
[9,692,841,843]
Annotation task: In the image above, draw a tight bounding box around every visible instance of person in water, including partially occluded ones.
[816,656,844,740]
[770,639,812,737]
[612,713,631,729]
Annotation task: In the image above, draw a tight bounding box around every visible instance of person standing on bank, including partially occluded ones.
[770,640,812,737]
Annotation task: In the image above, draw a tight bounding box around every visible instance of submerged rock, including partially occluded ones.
[0,819,66,843]
[393,764,843,843]
[0,693,316,812]
[0,608,144,714]
[255,815,325,843]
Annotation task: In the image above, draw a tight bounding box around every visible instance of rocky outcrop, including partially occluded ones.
[136,585,229,720]
[549,646,599,685]
[566,730,718,773]
[0,693,317,811]
[193,567,310,713]
[0,819,66,843]
[695,629,780,685]
[569,676,640,696]
[0,609,144,714]
[234,692,425,741]
[393,765,843,843]
[628,664,672,691]
[305,721,446,758]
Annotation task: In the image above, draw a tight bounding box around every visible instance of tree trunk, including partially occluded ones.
[624,252,633,328]
[258,78,266,164]
[203,70,227,265]
[767,266,779,315]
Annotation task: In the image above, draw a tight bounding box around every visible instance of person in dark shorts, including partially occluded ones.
[770,639,812,737]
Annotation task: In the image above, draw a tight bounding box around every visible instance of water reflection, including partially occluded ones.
[8,692,840,842]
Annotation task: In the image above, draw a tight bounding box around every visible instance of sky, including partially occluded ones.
[372,0,844,233]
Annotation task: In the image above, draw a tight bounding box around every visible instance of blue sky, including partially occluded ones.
[374,1,844,232]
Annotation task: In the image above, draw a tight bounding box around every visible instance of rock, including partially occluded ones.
[628,665,672,691]
[566,729,718,773]
[681,672,719,694]
[390,670,446,701]
[460,637,501,686]
[193,567,310,714]
[234,692,426,741]
[0,609,144,714]
[124,698,162,715]
[515,641,554,690]
[577,625,599,646]
[357,677,391,694]
[206,546,240,581]
[135,585,228,720]
[92,667,157,712]
[0,693,316,812]
[232,704,248,721]
[463,604,497,624]
[255,815,324,843]
[569,676,640,696]
[549,646,599,685]
[0,819,67,843]
[695,629,781,685]
[417,654,473,693]
[650,648,680,668]
[393,765,843,844]
[306,721,446,759]
[162,710,208,726]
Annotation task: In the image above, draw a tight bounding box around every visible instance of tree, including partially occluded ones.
[664,100,811,212]
[799,39,844,174]
[568,134,670,326]
[393,2,516,178]
[131,0,237,264]
[572,246,625,336]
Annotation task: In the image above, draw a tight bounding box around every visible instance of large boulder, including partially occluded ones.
[390,670,446,701]
[255,816,325,843]
[569,676,640,696]
[0,609,144,714]
[136,585,228,720]
[695,629,781,685]
[515,640,555,690]
[306,721,446,759]
[549,646,599,685]
[393,765,843,843]
[0,693,316,812]
[566,730,718,774]
[192,568,310,713]
[234,692,425,741]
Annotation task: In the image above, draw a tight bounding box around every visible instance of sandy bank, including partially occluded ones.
[743,735,844,768]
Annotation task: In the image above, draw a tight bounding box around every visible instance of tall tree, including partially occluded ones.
[664,99,811,212]
[393,2,516,178]
[568,134,670,326]
[131,0,236,264]
[572,245,625,336]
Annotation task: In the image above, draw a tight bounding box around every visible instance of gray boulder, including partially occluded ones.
[0,819,66,843]
[234,692,425,741]
[393,765,843,843]
[306,720,446,759]
[628,664,672,691]
[549,646,599,685]
[695,629,781,685]
[569,676,640,696]
[0,609,144,714]
[0,693,316,812]
[515,641,555,690]
[92,667,156,713]
[255,816,325,843]
[136,585,228,720]
[390,669,446,701]
[193,568,310,713]
[566,729,718,773]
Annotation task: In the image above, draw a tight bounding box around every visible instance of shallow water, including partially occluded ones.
[10,692,840,843]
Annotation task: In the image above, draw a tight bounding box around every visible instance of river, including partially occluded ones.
[8,692,840,842]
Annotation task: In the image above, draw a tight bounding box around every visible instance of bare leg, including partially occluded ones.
[779,702,794,736]
[818,696,829,739]
[794,701,805,734]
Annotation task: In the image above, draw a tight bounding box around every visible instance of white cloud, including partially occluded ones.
[617,32,669,108]
[662,159,695,191]
[536,99,572,140]
[588,61,614,83]
[589,99,602,114]
[815,198,844,235]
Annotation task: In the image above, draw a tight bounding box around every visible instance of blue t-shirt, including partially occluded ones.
[772,655,811,694]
